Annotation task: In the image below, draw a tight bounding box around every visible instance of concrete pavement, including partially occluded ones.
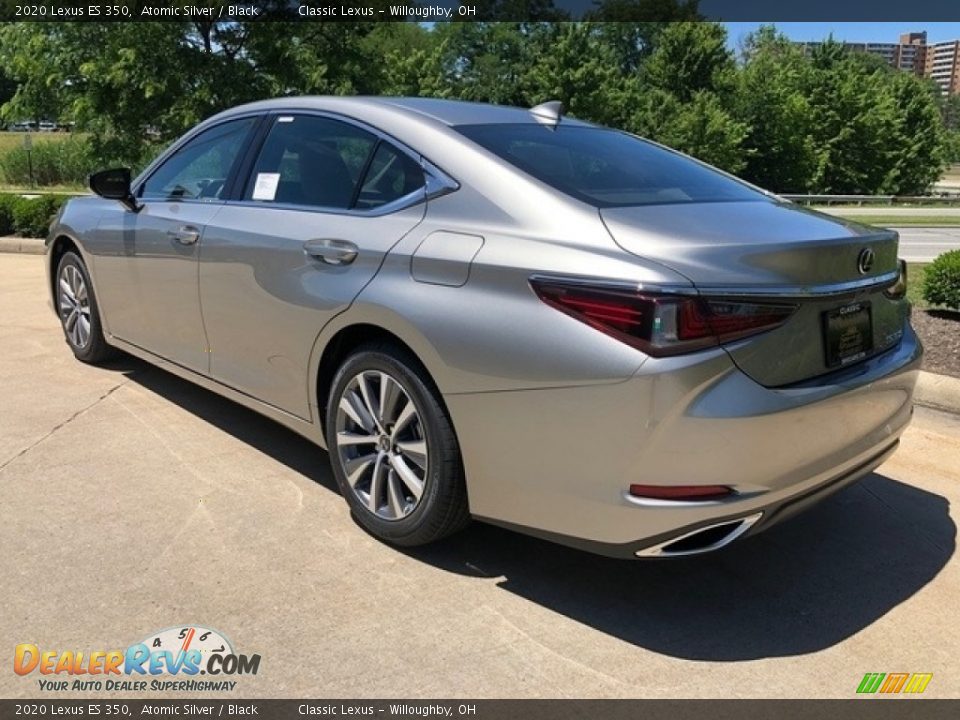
[1,253,959,699]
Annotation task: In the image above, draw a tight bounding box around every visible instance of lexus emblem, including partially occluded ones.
[857,248,875,275]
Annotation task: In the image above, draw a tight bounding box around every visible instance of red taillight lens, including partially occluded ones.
[531,279,795,357]
[629,484,734,501]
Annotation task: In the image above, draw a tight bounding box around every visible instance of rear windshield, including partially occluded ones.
[456,124,767,208]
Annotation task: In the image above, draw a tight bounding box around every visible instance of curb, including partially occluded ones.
[915,371,960,415]
[0,236,45,255]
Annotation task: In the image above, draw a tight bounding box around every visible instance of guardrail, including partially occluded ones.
[783,193,960,206]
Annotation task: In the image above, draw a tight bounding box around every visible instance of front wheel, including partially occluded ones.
[56,251,115,364]
[325,343,470,547]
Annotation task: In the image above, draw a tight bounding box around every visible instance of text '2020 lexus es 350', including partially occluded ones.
[47,97,921,558]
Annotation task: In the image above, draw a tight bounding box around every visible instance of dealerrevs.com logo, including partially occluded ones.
[14,626,261,692]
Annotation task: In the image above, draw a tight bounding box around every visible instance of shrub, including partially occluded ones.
[0,193,71,237]
[0,193,18,235]
[922,249,960,310]
[0,137,94,187]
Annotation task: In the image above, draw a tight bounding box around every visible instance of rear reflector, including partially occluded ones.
[531,279,796,357]
[629,484,734,501]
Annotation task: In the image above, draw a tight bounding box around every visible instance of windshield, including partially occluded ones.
[456,124,768,208]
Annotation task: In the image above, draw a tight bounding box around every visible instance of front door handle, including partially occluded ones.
[303,238,358,266]
[167,225,200,246]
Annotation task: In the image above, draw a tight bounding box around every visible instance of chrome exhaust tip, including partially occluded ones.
[635,512,763,558]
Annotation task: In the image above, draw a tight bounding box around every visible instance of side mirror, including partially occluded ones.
[89,168,140,212]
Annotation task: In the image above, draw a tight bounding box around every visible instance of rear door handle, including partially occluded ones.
[303,238,358,266]
[167,226,200,246]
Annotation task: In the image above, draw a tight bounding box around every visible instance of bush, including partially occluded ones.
[0,193,18,235]
[0,193,71,237]
[0,137,94,187]
[922,250,960,310]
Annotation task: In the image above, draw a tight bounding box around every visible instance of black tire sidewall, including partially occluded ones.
[325,346,465,546]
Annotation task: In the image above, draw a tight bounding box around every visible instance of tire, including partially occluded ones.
[55,251,116,364]
[325,342,470,547]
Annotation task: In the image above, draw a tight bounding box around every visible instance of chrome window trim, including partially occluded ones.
[132,107,460,217]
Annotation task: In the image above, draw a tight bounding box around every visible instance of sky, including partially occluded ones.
[724,22,960,51]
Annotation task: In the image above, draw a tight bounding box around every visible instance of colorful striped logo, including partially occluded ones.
[857,672,933,694]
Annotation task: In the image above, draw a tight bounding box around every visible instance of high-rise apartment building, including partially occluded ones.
[795,30,960,95]
[925,40,960,95]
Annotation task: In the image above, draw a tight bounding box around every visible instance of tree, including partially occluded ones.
[643,21,735,101]
[520,23,635,127]
[734,26,816,192]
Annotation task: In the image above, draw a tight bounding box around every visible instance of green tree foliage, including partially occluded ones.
[0,18,951,195]
[734,26,816,192]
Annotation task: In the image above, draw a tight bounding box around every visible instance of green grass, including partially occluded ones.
[0,184,86,194]
[0,131,76,152]
[830,214,960,227]
[907,263,929,309]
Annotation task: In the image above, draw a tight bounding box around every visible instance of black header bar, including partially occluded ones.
[1,0,960,22]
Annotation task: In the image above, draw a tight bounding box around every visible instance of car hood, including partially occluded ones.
[600,200,899,291]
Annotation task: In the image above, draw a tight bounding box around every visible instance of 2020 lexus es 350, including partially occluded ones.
[46,97,921,557]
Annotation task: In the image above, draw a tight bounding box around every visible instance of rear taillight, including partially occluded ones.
[531,279,796,357]
[884,259,907,300]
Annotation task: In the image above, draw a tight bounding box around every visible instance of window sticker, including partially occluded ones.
[252,172,280,201]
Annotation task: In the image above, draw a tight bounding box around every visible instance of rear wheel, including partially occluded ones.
[325,343,470,547]
[56,251,115,364]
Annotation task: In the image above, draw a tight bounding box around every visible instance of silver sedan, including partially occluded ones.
[46,97,921,557]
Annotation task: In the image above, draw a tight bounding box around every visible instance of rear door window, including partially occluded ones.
[244,115,377,210]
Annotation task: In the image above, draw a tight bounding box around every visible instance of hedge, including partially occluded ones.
[0,193,74,238]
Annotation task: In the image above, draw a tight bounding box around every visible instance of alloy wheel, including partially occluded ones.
[59,264,91,349]
[334,371,429,521]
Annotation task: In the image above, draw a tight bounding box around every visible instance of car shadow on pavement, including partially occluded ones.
[116,356,954,662]
[407,473,954,661]
[110,356,339,494]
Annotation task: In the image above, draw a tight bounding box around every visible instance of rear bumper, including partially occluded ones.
[448,324,922,558]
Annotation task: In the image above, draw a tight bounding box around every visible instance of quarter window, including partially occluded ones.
[355,143,425,210]
[245,115,377,210]
[140,117,256,202]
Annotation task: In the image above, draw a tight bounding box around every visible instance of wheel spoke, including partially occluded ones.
[389,454,423,501]
[378,372,401,426]
[392,398,417,437]
[339,392,374,433]
[368,454,387,512]
[76,282,88,304]
[344,453,375,488]
[357,373,384,433]
[77,314,90,346]
[396,439,427,470]
[336,431,378,447]
[386,470,406,519]
[59,278,75,303]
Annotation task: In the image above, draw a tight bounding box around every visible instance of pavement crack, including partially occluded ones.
[0,379,127,475]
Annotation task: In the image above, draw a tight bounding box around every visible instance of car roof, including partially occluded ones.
[218,96,595,128]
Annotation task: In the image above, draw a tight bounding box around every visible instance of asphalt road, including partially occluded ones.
[894,227,960,263]
[2,253,959,699]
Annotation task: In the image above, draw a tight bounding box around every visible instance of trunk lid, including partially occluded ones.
[600,200,906,386]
